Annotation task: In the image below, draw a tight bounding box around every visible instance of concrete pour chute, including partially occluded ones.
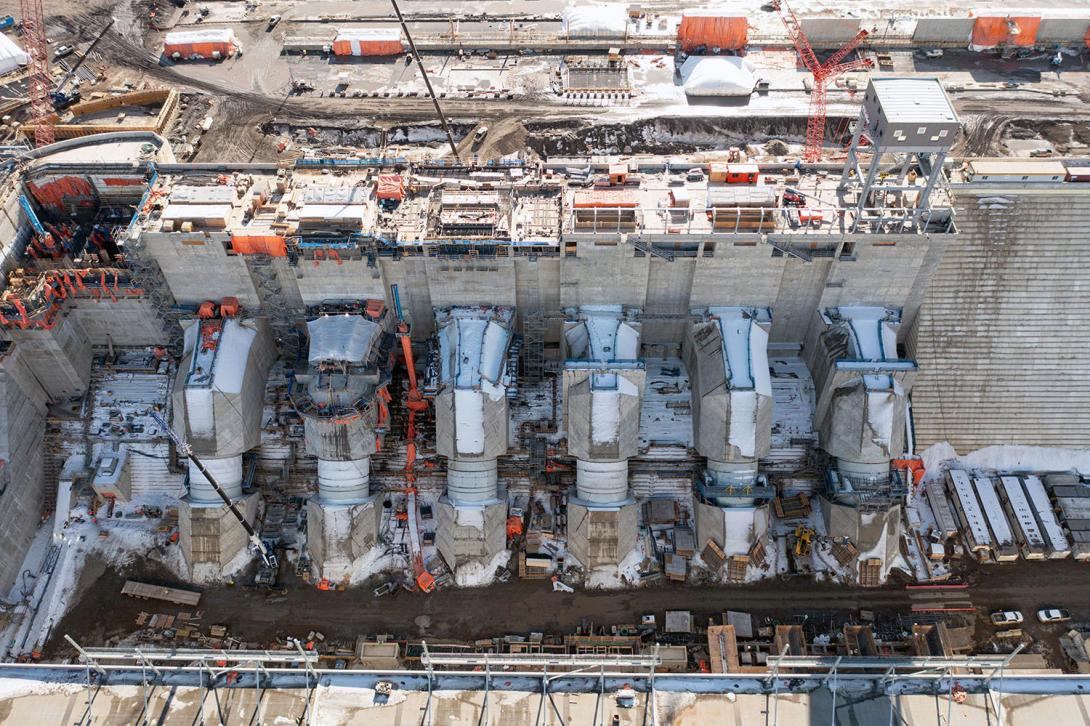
[171,313,276,582]
[293,311,394,582]
[431,306,516,578]
[561,305,644,570]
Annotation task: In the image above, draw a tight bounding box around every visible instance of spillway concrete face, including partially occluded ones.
[432,306,516,579]
[305,498,383,582]
[178,492,260,583]
[293,312,393,579]
[567,500,639,571]
[172,315,276,580]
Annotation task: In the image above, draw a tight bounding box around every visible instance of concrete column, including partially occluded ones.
[317,457,370,504]
[575,459,629,505]
[187,456,243,503]
[447,459,499,505]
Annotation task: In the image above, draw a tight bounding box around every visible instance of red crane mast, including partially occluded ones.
[777,0,872,162]
[20,0,54,146]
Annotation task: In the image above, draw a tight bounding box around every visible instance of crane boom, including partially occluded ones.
[19,0,54,146]
[151,410,275,567]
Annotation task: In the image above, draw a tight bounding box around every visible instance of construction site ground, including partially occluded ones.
[43,553,1090,670]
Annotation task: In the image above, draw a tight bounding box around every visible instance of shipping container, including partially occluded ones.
[970,16,1040,49]
[677,12,747,52]
[163,29,239,61]
[798,18,860,46]
[726,163,759,184]
[332,28,405,57]
[965,160,1067,182]
[1065,166,1090,182]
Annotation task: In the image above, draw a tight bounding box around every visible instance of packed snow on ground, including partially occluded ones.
[920,442,1090,480]
[348,545,402,586]
[453,548,513,588]
[586,546,644,590]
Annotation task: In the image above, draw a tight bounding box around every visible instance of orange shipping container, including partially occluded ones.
[163,30,238,60]
[231,235,287,257]
[333,28,405,56]
[970,16,1040,49]
[677,14,748,52]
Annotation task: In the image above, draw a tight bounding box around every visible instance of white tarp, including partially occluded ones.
[681,56,757,97]
[306,316,380,364]
[0,35,29,76]
[562,3,629,37]
[164,29,239,46]
[454,388,485,455]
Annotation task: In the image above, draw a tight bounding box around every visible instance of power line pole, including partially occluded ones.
[390,0,460,161]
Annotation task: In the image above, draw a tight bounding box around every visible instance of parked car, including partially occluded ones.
[990,610,1024,627]
[53,45,75,60]
[1037,608,1071,624]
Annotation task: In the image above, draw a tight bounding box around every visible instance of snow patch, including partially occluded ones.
[920,442,1090,480]
[586,546,644,590]
[454,388,485,455]
[681,56,757,97]
[453,549,512,588]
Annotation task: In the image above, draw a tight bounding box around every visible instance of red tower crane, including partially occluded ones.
[776,0,872,162]
[20,0,54,146]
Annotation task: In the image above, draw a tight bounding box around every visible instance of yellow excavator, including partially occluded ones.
[793,526,815,557]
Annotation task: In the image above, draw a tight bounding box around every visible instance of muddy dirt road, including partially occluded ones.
[45,557,1090,657]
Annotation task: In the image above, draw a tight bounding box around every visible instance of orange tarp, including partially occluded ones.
[28,176,96,212]
[1085,25,1090,49]
[231,235,287,257]
[970,16,1040,48]
[332,37,405,57]
[102,178,146,186]
[572,189,639,208]
[376,174,405,200]
[677,15,748,52]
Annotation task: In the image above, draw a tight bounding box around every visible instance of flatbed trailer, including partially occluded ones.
[121,580,202,607]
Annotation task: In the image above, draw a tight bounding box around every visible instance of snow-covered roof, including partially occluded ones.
[681,56,757,97]
[708,307,771,395]
[974,477,1014,549]
[0,34,29,76]
[1022,475,1071,555]
[565,305,640,365]
[335,27,402,41]
[836,307,901,392]
[164,29,238,45]
[306,315,381,365]
[999,476,1045,549]
[948,469,992,551]
[436,307,514,398]
[562,3,628,37]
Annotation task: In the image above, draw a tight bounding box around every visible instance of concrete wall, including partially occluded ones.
[306,499,382,581]
[1038,17,1090,43]
[178,493,259,581]
[295,257,385,306]
[567,501,638,569]
[66,297,167,346]
[140,232,259,307]
[910,187,1090,450]
[0,345,49,594]
[912,18,974,44]
[799,18,862,46]
[434,499,507,570]
[3,317,92,399]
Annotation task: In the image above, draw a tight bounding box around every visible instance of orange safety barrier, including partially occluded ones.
[677,14,748,52]
[376,174,405,201]
[971,16,1040,48]
[231,234,287,257]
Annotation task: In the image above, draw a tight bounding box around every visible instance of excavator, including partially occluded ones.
[391,285,435,593]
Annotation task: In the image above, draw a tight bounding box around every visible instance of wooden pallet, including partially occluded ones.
[773,493,811,519]
[726,555,750,583]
